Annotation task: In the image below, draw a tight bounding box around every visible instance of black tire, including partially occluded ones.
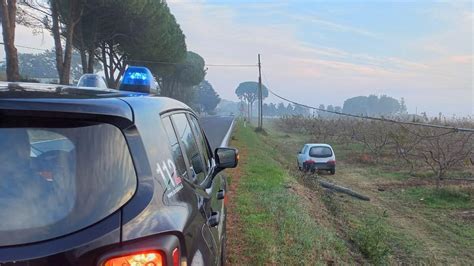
[297,161,302,171]
[330,169,336,175]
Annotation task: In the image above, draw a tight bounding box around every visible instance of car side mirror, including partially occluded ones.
[215,147,239,170]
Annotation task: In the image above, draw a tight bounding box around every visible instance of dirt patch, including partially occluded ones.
[457,210,474,221]
[377,178,474,191]
[225,146,248,265]
[285,179,333,229]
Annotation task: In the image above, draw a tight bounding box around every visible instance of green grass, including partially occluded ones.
[403,187,473,209]
[231,120,474,264]
[229,122,351,265]
[352,214,391,264]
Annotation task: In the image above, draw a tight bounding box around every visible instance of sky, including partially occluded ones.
[1,0,473,116]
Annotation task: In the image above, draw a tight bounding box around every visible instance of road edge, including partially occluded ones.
[220,117,236,147]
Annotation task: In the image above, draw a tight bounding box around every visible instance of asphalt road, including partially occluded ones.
[199,116,234,151]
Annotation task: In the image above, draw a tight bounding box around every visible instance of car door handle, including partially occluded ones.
[217,189,225,200]
[207,211,220,227]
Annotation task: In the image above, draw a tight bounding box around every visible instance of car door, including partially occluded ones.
[170,112,220,264]
[297,145,307,166]
[187,114,225,259]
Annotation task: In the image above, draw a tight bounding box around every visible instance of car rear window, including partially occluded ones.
[309,146,333,158]
[0,123,136,246]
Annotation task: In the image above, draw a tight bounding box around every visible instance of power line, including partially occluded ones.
[0,42,48,52]
[261,71,474,133]
[127,59,257,68]
[0,43,258,68]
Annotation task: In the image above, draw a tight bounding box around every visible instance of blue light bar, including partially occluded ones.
[119,66,157,94]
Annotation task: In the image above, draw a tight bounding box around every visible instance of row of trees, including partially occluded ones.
[262,103,310,117]
[0,0,220,107]
[342,95,407,116]
[277,116,474,182]
[233,82,408,120]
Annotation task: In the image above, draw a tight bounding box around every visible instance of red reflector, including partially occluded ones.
[103,251,164,266]
[327,160,336,165]
[172,247,180,266]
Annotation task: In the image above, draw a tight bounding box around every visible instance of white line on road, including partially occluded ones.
[220,117,235,147]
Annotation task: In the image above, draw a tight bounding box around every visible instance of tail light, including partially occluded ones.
[103,248,181,266]
[327,160,336,165]
[103,251,164,266]
[172,248,180,266]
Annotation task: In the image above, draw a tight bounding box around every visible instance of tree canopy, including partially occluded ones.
[342,95,403,116]
[193,80,221,113]
[20,0,187,86]
[235,81,269,119]
[159,51,206,104]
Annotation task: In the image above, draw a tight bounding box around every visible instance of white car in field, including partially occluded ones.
[297,143,336,174]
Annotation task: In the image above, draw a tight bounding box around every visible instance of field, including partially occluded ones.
[225,118,474,265]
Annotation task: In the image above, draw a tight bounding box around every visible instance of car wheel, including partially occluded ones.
[330,169,335,175]
[297,161,302,171]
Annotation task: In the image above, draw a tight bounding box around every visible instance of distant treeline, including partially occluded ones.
[217,94,408,118]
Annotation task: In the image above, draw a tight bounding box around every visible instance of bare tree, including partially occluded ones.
[0,0,20,81]
[417,130,473,184]
[353,121,392,162]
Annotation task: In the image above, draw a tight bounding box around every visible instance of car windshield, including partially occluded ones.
[309,146,333,158]
[0,123,136,246]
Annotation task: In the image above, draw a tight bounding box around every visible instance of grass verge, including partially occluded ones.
[227,122,351,265]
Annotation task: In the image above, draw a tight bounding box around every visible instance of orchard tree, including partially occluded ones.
[235,81,268,119]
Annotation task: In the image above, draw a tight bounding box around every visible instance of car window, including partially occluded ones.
[302,145,309,154]
[172,113,207,183]
[309,146,333,158]
[0,123,136,246]
[162,117,189,183]
[188,115,211,172]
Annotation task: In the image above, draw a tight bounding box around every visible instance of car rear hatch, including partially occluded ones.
[309,146,333,163]
[0,96,137,263]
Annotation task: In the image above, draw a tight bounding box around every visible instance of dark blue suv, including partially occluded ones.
[0,74,237,265]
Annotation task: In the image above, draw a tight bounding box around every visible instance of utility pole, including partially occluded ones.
[257,54,263,130]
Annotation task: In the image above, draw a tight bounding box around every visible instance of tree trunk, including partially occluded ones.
[319,180,370,201]
[101,42,111,85]
[80,47,87,74]
[61,25,75,84]
[1,0,20,81]
[51,0,64,83]
[87,48,94,73]
[247,101,250,121]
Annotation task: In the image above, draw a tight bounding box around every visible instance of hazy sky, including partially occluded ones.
[1,0,473,116]
[166,0,473,116]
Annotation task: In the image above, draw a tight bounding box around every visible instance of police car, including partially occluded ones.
[0,66,238,265]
